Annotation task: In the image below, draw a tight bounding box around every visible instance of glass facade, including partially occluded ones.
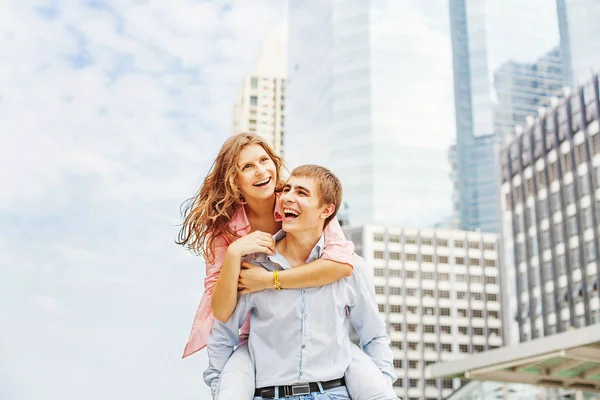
[557,0,600,87]
[449,0,561,234]
[286,1,454,227]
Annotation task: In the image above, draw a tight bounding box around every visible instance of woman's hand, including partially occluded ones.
[238,262,272,294]
[228,231,275,258]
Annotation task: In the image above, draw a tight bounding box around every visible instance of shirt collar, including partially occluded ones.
[254,230,325,268]
[229,192,283,235]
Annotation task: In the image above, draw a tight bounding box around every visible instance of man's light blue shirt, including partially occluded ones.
[204,230,396,390]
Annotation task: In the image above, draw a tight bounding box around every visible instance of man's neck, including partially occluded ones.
[244,193,276,222]
[276,229,323,268]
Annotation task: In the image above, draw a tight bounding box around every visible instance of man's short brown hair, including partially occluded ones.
[290,165,342,227]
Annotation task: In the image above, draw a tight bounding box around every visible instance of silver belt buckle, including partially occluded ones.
[291,383,310,396]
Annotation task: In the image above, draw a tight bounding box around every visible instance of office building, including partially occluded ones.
[499,74,600,344]
[233,30,286,155]
[286,2,454,226]
[557,0,600,87]
[448,0,561,233]
[344,225,502,400]
[494,46,564,144]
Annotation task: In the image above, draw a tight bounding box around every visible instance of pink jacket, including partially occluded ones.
[182,194,355,358]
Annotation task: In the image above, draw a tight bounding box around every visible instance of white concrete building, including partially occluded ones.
[343,225,503,400]
[233,29,286,156]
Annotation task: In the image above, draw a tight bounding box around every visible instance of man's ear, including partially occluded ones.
[320,203,336,220]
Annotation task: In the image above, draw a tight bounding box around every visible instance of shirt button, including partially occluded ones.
[302,345,306,349]
[300,372,303,376]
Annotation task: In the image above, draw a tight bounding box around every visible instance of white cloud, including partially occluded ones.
[0,1,283,399]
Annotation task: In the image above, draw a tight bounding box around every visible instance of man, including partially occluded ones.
[205,165,396,399]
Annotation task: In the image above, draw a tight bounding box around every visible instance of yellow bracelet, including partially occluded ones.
[273,270,282,291]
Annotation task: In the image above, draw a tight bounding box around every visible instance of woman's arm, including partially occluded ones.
[237,217,355,293]
[212,230,275,322]
[211,249,244,322]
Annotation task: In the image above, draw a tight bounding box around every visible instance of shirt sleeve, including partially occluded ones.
[347,258,397,384]
[321,217,355,267]
[203,294,252,396]
[203,234,231,296]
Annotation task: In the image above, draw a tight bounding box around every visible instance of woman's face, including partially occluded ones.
[236,144,277,201]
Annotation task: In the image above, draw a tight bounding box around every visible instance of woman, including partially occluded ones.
[178,133,396,399]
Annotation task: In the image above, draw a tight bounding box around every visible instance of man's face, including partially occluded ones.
[279,176,333,233]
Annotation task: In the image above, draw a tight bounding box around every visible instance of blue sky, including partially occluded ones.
[0,1,561,399]
[0,1,283,399]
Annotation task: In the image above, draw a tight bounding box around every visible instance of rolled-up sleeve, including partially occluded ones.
[203,295,252,395]
[322,217,355,267]
[347,258,397,383]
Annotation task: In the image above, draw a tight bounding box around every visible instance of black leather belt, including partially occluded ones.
[255,377,346,398]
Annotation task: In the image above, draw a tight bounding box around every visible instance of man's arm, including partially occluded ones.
[203,295,252,396]
[347,258,397,385]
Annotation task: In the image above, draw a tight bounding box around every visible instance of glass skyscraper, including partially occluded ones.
[557,0,600,87]
[449,0,561,233]
[286,1,455,227]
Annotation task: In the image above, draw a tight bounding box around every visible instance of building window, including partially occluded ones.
[390,252,400,260]
[423,289,434,298]
[454,240,464,248]
[422,254,433,263]
[408,324,418,332]
[393,359,403,368]
[375,286,384,295]
[406,270,416,279]
[406,253,417,261]
[472,292,482,301]
[484,242,496,251]
[459,344,469,353]
[389,234,400,243]
[487,293,498,302]
[579,175,590,196]
[391,305,401,313]
[424,325,435,334]
[586,240,596,262]
[455,257,465,265]
[584,207,594,229]
[426,379,437,387]
[389,269,401,277]
[250,95,258,106]
[405,236,417,244]
[378,304,384,312]
[374,251,384,259]
[374,268,384,277]
[470,258,481,266]
[406,288,417,296]
[373,233,384,242]
[438,255,449,264]
[471,275,483,284]
[409,379,419,388]
[565,182,575,204]
[458,326,468,335]
[438,272,449,281]
[484,259,496,267]
[422,272,434,280]
[457,291,466,300]
[473,327,484,336]
[458,309,468,317]
[443,380,454,389]
[390,287,402,296]
[422,237,433,246]
[440,325,451,334]
[567,215,578,237]
[437,238,448,247]
[468,241,480,249]
[473,310,483,318]
[424,342,436,351]
[391,323,402,332]
[407,305,417,314]
[489,328,501,336]
[408,342,418,350]
[441,343,452,352]
[439,290,450,299]
[485,276,497,284]
[423,307,435,315]
[250,77,258,88]
[474,345,485,352]
[489,310,499,319]
[409,360,419,369]
[456,273,466,282]
[391,341,402,349]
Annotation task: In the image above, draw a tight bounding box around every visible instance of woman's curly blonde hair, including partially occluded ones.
[177,133,285,262]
